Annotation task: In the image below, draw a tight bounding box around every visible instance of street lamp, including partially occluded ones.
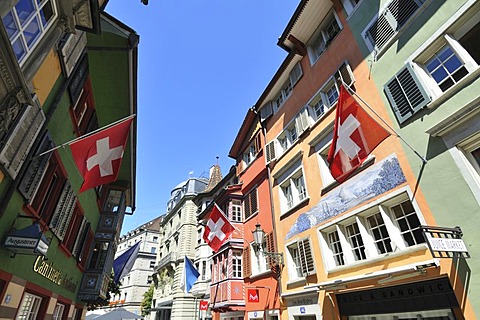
[251,224,284,266]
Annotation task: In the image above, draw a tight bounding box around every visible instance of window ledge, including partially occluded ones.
[326,243,429,275]
[280,196,310,218]
[286,277,307,287]
[249,269,272,280]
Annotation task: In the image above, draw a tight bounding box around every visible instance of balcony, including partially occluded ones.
[157,251,177,270]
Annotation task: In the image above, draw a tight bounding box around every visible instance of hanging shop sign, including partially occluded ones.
[421,226,469,258]
[3,224,49,257]
[247,289,259,303]
[199,300,209,311]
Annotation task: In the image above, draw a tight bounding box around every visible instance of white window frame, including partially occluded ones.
[278,166,308,214]
[285,237,316,283]
[341,0,362,17]
[3,0,58,65]
[232,252,242,278]
[231,199,243,222]
[16,292,42,320]
[52,303,65,320]
[313,130,336,189]
[272,62,303,113]
[308,10,343,65]
[318,190,427,272]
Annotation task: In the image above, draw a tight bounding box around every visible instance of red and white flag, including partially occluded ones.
[70,117,133,192]
[203,203,235,252]
[327,86,390,183]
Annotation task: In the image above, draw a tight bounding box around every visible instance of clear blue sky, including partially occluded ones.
[105,1,299,234]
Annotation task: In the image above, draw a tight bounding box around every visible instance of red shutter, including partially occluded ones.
[243,246,251,278]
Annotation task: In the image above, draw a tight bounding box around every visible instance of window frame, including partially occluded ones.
[285,237,316,283]
[16,292,43,320]
[307,10,343,65]
[278,165,308,215]
[243,187,258,221]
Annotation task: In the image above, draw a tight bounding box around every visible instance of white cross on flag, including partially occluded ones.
[70,117,133,192]
[203,203,235,252]
[327,86,390,183]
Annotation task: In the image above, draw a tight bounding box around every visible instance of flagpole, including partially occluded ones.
[341,83,427,164]
[34,114,136,158]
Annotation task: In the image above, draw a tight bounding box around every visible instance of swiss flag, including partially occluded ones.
[327,86,390,183]
[203,203,235,252]
[70,117,133,192]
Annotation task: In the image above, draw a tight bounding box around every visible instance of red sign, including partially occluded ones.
[247,289,259,303]
[199,300,209,311]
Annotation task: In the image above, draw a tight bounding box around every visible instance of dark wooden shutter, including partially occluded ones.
[384,63,431,124]
[254,133,262,155]
[266,232,276,268]
[18,133,53,201]
[73,219,90,258]
[243,246,251,278]
[298,238,315,276]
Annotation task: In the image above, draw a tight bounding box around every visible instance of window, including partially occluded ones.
[319,195,426,270]
[367,212,393,254]
[279,167,308,213]
[390,200,424,246]
[88,242,110,270]
[147,276,153,284]
[150,261,155,268]
[308,11,342,63]
[341,0,361,16]
[345,222,366,261]
[71,78,98,136]
[327,230,345,266]
[385,8,480,123]
[362,0,427,53]
[202,261,207,280]
[243,188,258,220]
[2,0,57,64]
[153,236,158,242]
[315,133,336,188]
[16,292,43,320]
[272,62,303,113]
[52,303,65,320]
[242,134,261,167]
[250,243,269,276]
[286,238,315,281]
[265,107,309,163]
[232,252,242,278]
[151,247,156,254]
[231,200,242,222]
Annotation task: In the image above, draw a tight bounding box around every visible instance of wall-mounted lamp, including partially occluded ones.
[252,224,284,266]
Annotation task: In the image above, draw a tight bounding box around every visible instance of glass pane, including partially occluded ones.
[2,12,19,38]
[426,56,440,72]
[12,38,27,61]
[431,68,448,83]
[15,0,35,26]
[24,17,41,47]
[444,55,462,73]
[39,2,54,27]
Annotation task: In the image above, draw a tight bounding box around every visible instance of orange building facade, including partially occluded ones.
[251,0,475,319]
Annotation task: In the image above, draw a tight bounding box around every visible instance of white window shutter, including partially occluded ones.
[60,31,87,77]
[265,140,277,164]
[289,61,303,86]
[0,102,46,179]
[336,62,355,87]
[50,182,77,241]
[384,63,431,124]
[298,238,315,276]
[260,101,273,122]
[295,107,310,135]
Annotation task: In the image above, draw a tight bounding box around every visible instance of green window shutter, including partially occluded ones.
[73,219,90,259]
[384,63,431,124]
[18,133,53,201]
[50,181,77,241]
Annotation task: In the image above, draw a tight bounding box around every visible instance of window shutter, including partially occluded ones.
[260,101,274,122]
[72,219,90,258]
[265,140,277,164]
[59,31,87,77]
[254,133,262,155]
[266,232,276,268]
[0,103,46,179]
[18,133,53,201]
[50,181,77,241]
[243,246,251,278]
[298,238,315,276]
[336,62,355,87]
[289,62,303,86]
[384,63,431,124]
[365,0,423,51]
[295,107,310,135]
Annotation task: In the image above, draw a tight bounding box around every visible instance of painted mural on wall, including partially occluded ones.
[286,154,406,239]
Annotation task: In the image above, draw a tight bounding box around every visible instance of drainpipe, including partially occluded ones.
[253,108,284,305]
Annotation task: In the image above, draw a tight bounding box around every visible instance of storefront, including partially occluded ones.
[336,277,460,320]
[283,289,321,320]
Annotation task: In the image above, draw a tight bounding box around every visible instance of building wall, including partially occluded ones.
[347,0,479,316]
